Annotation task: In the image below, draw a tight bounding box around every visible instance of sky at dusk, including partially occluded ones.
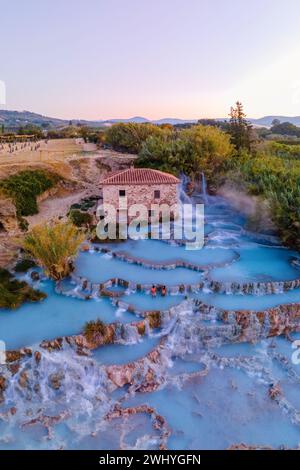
[1,0,300,120]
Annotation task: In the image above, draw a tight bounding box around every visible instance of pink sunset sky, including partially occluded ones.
[1,0,300,120]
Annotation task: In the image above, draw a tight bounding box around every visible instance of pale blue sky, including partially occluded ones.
[1,0,300,119]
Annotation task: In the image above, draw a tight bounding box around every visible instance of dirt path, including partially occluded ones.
[25,190,88,228]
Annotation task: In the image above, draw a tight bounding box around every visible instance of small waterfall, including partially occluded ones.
[179,173,192,204]
[201,172,208,204]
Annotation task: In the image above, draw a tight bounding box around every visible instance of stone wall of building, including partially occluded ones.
[102,183,179,221]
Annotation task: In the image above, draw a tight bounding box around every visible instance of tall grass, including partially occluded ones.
[21,222,85,280]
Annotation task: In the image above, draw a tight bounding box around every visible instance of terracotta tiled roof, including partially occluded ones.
[101,168,180,185]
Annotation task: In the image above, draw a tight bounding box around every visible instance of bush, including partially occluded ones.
[84,319,109,343]
[69,209,93,227]
[18,217,29,232]
[0,268,46,309]
[0,170,61,216]
[14,259,37,273]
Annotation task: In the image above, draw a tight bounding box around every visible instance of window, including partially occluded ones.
[154,190,160,199]
[148,209,154,217]
[119,189,126,197]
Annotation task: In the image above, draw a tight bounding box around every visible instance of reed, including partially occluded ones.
[21,222,85,280]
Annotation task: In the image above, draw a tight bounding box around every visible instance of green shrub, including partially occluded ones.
[18,217,29,232]
[69,209,93,227]
[14,259,37,273]
[0,268,46,309]
[0,170,61,216]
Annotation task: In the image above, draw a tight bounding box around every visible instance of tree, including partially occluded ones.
[229,101,253,152]
[271,118,281,127]
[180,125,234,180]
[136,129,183,175]
[270,121,300,137]
[105,122,163,154]
[136,125,234,181]
[17,124,43,138]
[21,222,85,280]
[197,119,219,127]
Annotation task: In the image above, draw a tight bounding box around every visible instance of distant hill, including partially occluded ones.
[1,109,300,130]
[153,118,197,125]
[0,110,200,129]
[0,110,68,129]
[100,117,198,125]
[249,116,300,128]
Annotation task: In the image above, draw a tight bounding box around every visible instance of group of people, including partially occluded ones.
[151,285,167,297]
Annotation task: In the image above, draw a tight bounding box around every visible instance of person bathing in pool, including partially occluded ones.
[151,285,157,297]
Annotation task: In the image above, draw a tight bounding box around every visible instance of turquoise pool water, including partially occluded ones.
[194,288,300,311]
[75,251,203,285]
[93,337,160,365]
[0,280,134,350]
[210,245,299,282]
[100,239,237,267]
[120,291,185,311]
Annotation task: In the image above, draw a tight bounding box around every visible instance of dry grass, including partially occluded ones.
[20,221,85,280]
[0,138,83,167]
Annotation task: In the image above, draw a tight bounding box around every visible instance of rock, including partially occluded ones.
[49,372,64,390]
[40,338,63,351]
[21,348,32,357]
[76,347,89,356]
[0,375,6,392]
[5,350,22,363]
[8,363,20,375]
[269,383,282,400]
[18,371,28,389]
[30,271,40,281]
[105,404,170,450]
[0,196,18,232]
[34,351,41,364]
[228,443,273,450]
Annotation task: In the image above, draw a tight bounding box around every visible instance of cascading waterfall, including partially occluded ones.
[179,173,192,204]
[1,184,300,450]
[201,171,208,204]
